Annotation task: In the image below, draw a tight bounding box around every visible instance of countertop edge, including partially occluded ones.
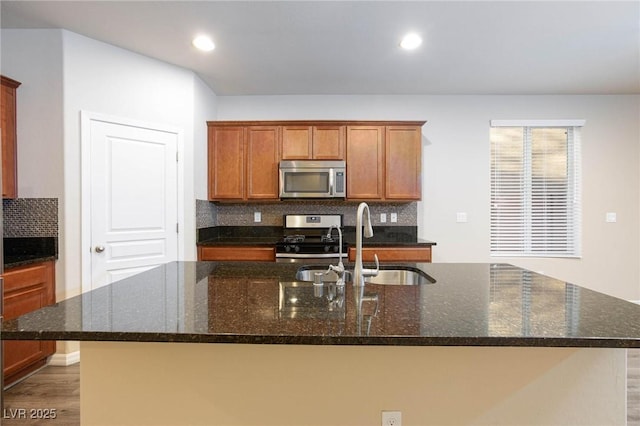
[2,331,638,349]
[4,255,58,270]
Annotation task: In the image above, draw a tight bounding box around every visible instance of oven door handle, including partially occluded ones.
[276,253,342,259]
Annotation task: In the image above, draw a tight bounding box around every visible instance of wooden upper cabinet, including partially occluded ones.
[246,126,280,199]
[207,120,423,202]
[208,126,245,200]
[312,126,345,159]
[385,126,422,200]
[281,126,312,159]
[208,124,281,201]
[1,76,21,199]
[281,125,345,160]
[346,126,384,200]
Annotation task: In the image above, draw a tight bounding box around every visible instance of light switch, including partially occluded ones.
[390,213,398,223]
[254,211,262,223]
[456,212,468,223]
[380,213,387,223]
[606,212,617,223]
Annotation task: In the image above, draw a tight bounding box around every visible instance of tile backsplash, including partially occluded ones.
[196,200,417,228]
[2,198,59,237]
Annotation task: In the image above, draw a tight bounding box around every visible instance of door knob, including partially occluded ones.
[95,246,105,253]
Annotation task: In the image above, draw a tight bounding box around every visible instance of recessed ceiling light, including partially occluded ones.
[400,33,422,50]
[192,35,215,52]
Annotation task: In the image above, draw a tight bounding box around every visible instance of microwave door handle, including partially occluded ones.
[329,169,335,196]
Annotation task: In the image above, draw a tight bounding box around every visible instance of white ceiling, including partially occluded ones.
[1,1,639,96]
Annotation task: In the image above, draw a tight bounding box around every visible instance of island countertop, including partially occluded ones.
[3,261,640,348]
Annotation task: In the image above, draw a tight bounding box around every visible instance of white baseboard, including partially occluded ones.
[49,350,80,366]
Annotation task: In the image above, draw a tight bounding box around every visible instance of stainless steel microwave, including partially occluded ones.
[279,160,346,199]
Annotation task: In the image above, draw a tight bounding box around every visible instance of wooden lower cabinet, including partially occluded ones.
[3,260,56,386]
[198,246,276,262]
[347,246,432,263]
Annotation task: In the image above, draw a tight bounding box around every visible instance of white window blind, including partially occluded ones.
[490,120,582,257]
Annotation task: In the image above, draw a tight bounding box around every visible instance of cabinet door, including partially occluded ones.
[198,246,276,262]
[3,261,56,385]
[246,126,280,199]
[385,126,422,200]
[1,76,20,199]
[346,126,384,200]
[208,126,245,200]
[313,125,345,159]
[348,246,432,262]
[281,126,312,159]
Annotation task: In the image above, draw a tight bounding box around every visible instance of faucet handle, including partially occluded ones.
[361,254,379,277]
[327,263,344,274]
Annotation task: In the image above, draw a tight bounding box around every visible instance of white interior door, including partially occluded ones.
[89,118,178,290]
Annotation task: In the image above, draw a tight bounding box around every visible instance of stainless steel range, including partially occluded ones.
[275,214,348,263]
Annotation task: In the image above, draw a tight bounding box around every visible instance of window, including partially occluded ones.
[490,120,583,257]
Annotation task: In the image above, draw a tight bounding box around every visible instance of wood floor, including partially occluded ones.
[3,364,79,425]
[2,350,640,425]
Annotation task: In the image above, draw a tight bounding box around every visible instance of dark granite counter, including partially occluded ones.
[3,261,640,348]
[196,226,436,248]
[3,237,58,268]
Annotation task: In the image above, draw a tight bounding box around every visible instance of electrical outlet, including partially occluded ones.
[254,211,261,223]
[606,212,617,223]
[456,212,468,223]
[380,213,387,223]
[390,213,398,223]
[381,411,402,426]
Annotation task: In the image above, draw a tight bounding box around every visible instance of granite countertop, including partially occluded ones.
[3,261,640,348]
[3,237,58,269]
[197,226,436,247]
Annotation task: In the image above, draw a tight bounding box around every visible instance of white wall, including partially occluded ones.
[193,75,217,200]
[2,29,219,359]
[0,30,64,198]
[216,95,640,300]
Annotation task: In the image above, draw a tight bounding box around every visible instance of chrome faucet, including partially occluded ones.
[325,225,346,286]
[353,202,379,288]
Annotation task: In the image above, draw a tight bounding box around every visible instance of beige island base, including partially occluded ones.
[80,341,625,425]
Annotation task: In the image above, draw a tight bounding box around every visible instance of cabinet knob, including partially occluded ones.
[95,246,105,253]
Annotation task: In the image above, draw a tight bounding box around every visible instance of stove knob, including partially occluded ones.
[293,245,300,253]
[333,245,339,253]
[285,245,291,253]
[324,245,330,253]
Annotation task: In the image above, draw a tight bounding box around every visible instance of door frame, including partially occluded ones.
[80,111,185,294]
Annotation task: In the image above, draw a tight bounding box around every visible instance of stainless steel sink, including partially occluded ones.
[365,267,435,285]
[295,267,352,283]
[295,265,435,285]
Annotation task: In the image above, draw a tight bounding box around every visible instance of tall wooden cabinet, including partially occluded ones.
[346,126,385,199]
[385,126,422,200]
[208,126,245,200]
[246,126,280,199]
[3,261,56,386]
[1,75,21,199]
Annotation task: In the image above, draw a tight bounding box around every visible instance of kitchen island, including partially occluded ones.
[3,261,640,425]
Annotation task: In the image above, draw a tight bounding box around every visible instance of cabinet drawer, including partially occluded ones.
[348,247,432,263]
[198,246,276,262]
[3,262,52,292]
